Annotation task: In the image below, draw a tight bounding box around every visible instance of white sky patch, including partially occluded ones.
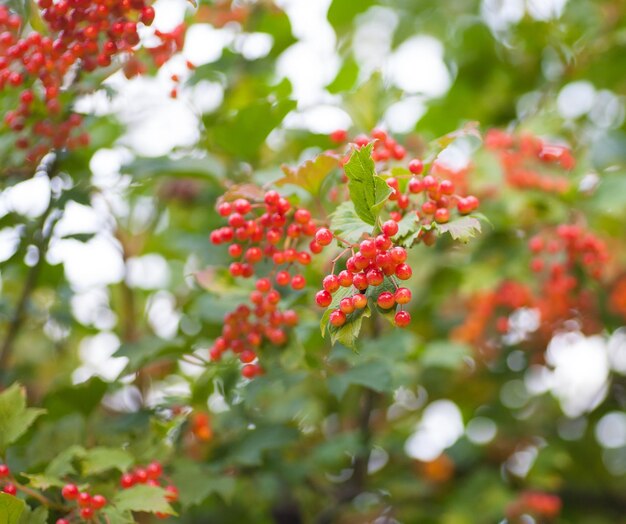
[146,290,180,339]
[183,24,234,65]
[387,36,451,98]
[234,32,274,60]
[3,176,51,218]
[384,97,427,133]
[545,331,610,417]
[607,328,626,374]
[466,417,498,444]
[405,400,464,461]
[73,332,128,384]
[557,81,596,120]
[152,0,189,33]
[71,288,117,330]
[595,412,626,449]
[481,0,525,32]
[526,0,568,21]
[353,7,398,76]
[145,375,190,408]
[283,105,352,133]
[47,235,125,291]
[126,254,171,290]
[0,228,21,263]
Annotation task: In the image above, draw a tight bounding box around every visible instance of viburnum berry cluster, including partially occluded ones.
[209,190,320,378]
[120,462,178,519]
[314,222,413,327]
[0,0,184,164]
[485,129,575,194]
[329,128,481,247]
[0,462,17,496]
[60,483,108,522]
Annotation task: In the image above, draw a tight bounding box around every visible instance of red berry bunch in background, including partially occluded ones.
[314,222,413,328]
[333,128,407,163]
[60,483,108,521]
[0,0,180,164]
[209,190,321,377]
[506,490,562,521]
[120,461,177,518]
[485,129,575,194]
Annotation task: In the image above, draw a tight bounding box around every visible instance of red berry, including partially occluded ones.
[323,274,340,293]
[165,485,179,502]
[337,270,353,287]
[395,310,411,327]
[92,494,107,509]
[359,239,377,258]
[408,159,424,175]
[80,507,94,519]
[135,468,148,483]
[395,263,412,280]
[395,288,412,304]
[377,291,395,309]
[330,129,348,143]
[233,198,251,214]
[434,208,450,224]
[140,6,155,25]
[315,228,333,246]
[440,179,454,195]
[240,349,257,363]
[352,294,367,309]
[256,278,271,292]
[294,209,311,224]
[3,483,17,495]
[339,297,355,314]
[120,473,134,488]
[228,244,243,258]
[389,246,407,263]
[0,464,9,477]
[366,268,384,286]
[275,271,291,286]
[315,290,332,307]
[78,492,92,507]
[329,310,347,327]
[147,461,163,479]
[408,177,424,193]
[62,483,79,500]
[423,175,438,191]
[56,520,70,524]
[309,241,323,254]
[382,220,399,237]
[291,275,306,290]
[353,273,368,290]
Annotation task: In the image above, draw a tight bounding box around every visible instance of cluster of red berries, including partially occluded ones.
[314,221,413,328]
[506,490,562,521]
[331,128,407,163]
[529,224,608,281]
[328,129,481,247]
[209,190,321,377]
[485,129,575,194]
[0,463,17,496]
[59,483,107,522]
[0,0,163,163]
[384,157,480,245]
[120,462,178,519]
[452,281,534,354]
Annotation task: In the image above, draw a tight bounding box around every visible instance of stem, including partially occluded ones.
[14,481,69,511]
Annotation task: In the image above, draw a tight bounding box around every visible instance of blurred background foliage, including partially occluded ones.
[1,0,626,522]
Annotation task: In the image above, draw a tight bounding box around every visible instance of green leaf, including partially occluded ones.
[329,201,373,243]
[113,485,175,515]
[421,340,472,370]
[44,445,85,478]
[114,337,185,371]
[210,99,296,160]
[171,459,236,508]
[320,286,355,336]
[0,383,45,453]
[123,155,225,181]
[327,55,359,94]
[22,474,65,490]
[329,305,371,350]
[43,378,107,419]
[277,153,338,195]
[18,504,47,524]
[231,426,299,466]
[0,493,25,524]
[101,507,135,524]
[328,0,375,31]
[82,447,134,476]
[59,233,96,243]
[344,143,392,225]
[435,215,482,242]
[328,361,393,399]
